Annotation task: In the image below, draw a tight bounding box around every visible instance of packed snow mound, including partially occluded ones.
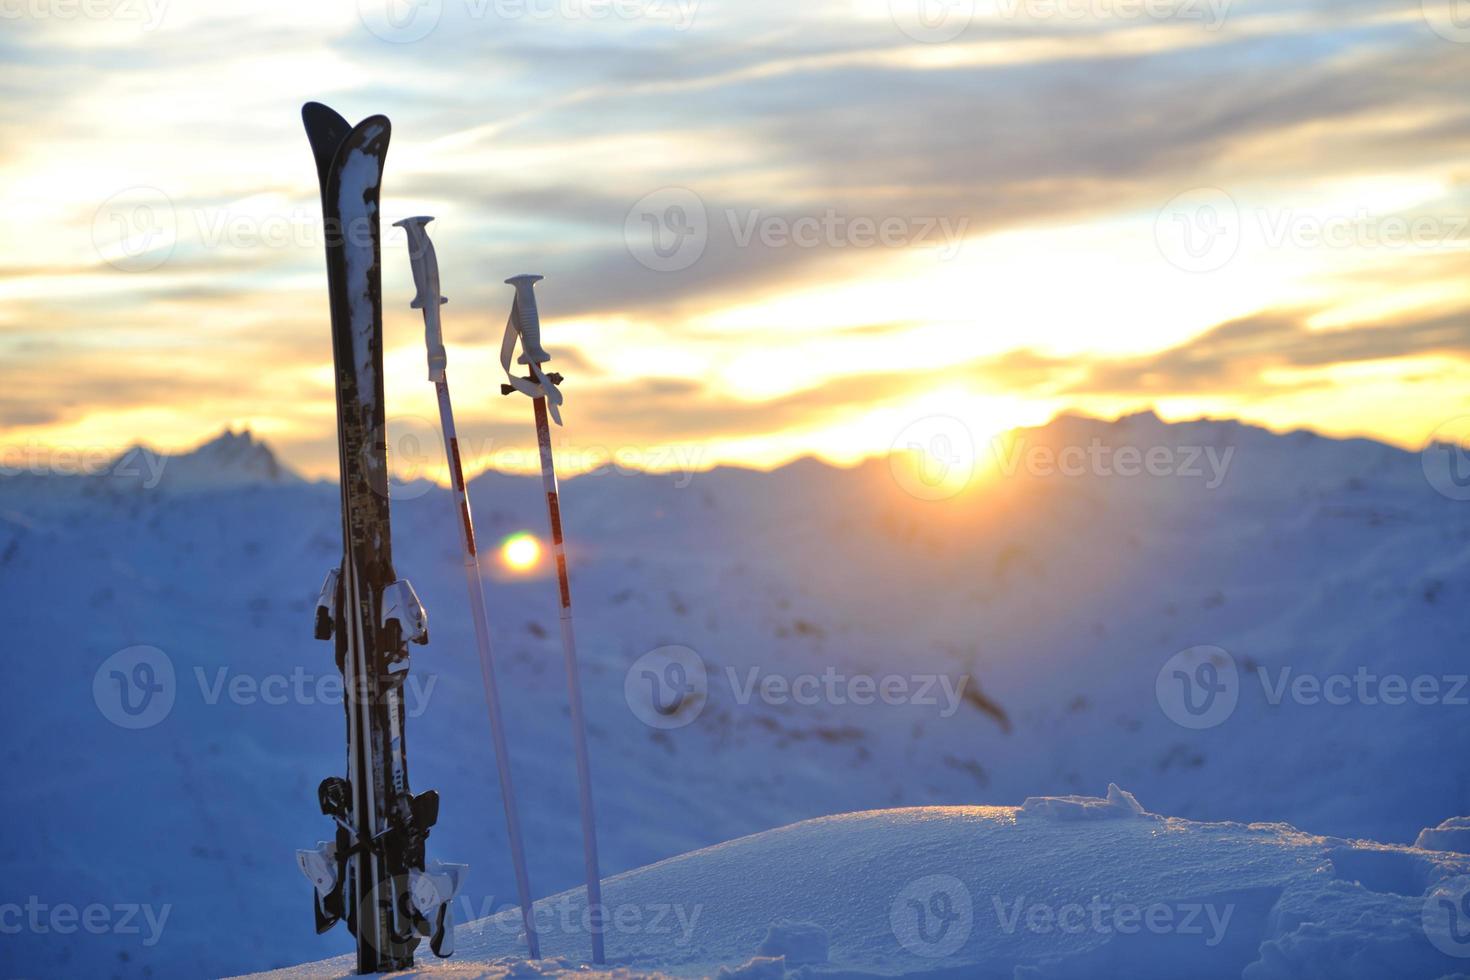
[1019,783,1155,822]
[242,790,1470,980]
[1416,816,1470,854]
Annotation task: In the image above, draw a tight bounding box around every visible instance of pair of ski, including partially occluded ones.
[294,103,602,974]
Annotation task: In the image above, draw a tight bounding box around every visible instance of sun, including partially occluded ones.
[499,532,542,573]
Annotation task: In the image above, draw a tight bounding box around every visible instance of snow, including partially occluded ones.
[1416,817,1470,854]
[0,428,297,499]
[3,412,1468,977]
[753,919,828,965]
[237,790,1470,979]
[1018,783,1154,822]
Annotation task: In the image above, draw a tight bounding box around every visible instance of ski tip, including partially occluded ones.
[356,113,392,138]
[301,101,348,130]
[347,114,393,160]
[324,113,393,180]
[393,215,435,230]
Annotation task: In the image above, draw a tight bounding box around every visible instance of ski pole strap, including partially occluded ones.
[500,372,562,396]
[498,275,565,423]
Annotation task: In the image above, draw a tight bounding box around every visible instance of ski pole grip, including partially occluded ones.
[394,216,449,382]
[505,275,550,366]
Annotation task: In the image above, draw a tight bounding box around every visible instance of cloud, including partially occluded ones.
[1050,305,1470,397]
[3,0,1470,471]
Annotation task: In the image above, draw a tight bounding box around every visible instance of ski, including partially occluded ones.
[394,215,543,958]
[296,102,463,974]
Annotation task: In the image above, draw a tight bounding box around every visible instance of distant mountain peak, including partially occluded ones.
[190,427,265,458]
[104,427,302,490]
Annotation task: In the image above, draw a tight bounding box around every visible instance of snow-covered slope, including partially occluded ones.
[1,413,1466,978]
[241,787,1470,979]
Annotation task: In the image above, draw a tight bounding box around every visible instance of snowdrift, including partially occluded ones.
[242,787,1470,979]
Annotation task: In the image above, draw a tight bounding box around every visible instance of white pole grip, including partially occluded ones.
[394,215,448,382]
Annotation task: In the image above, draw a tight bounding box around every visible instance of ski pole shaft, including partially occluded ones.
[531,395,605,964]
[434,375,542,960]
[394,215,542,959]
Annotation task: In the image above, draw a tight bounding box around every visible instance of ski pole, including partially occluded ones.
[395,217,542,960]
[500,274,606,965]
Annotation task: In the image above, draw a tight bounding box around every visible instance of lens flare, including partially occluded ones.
[499,532,542,573]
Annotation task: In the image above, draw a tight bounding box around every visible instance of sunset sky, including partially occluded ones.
[3,0,1469,479]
